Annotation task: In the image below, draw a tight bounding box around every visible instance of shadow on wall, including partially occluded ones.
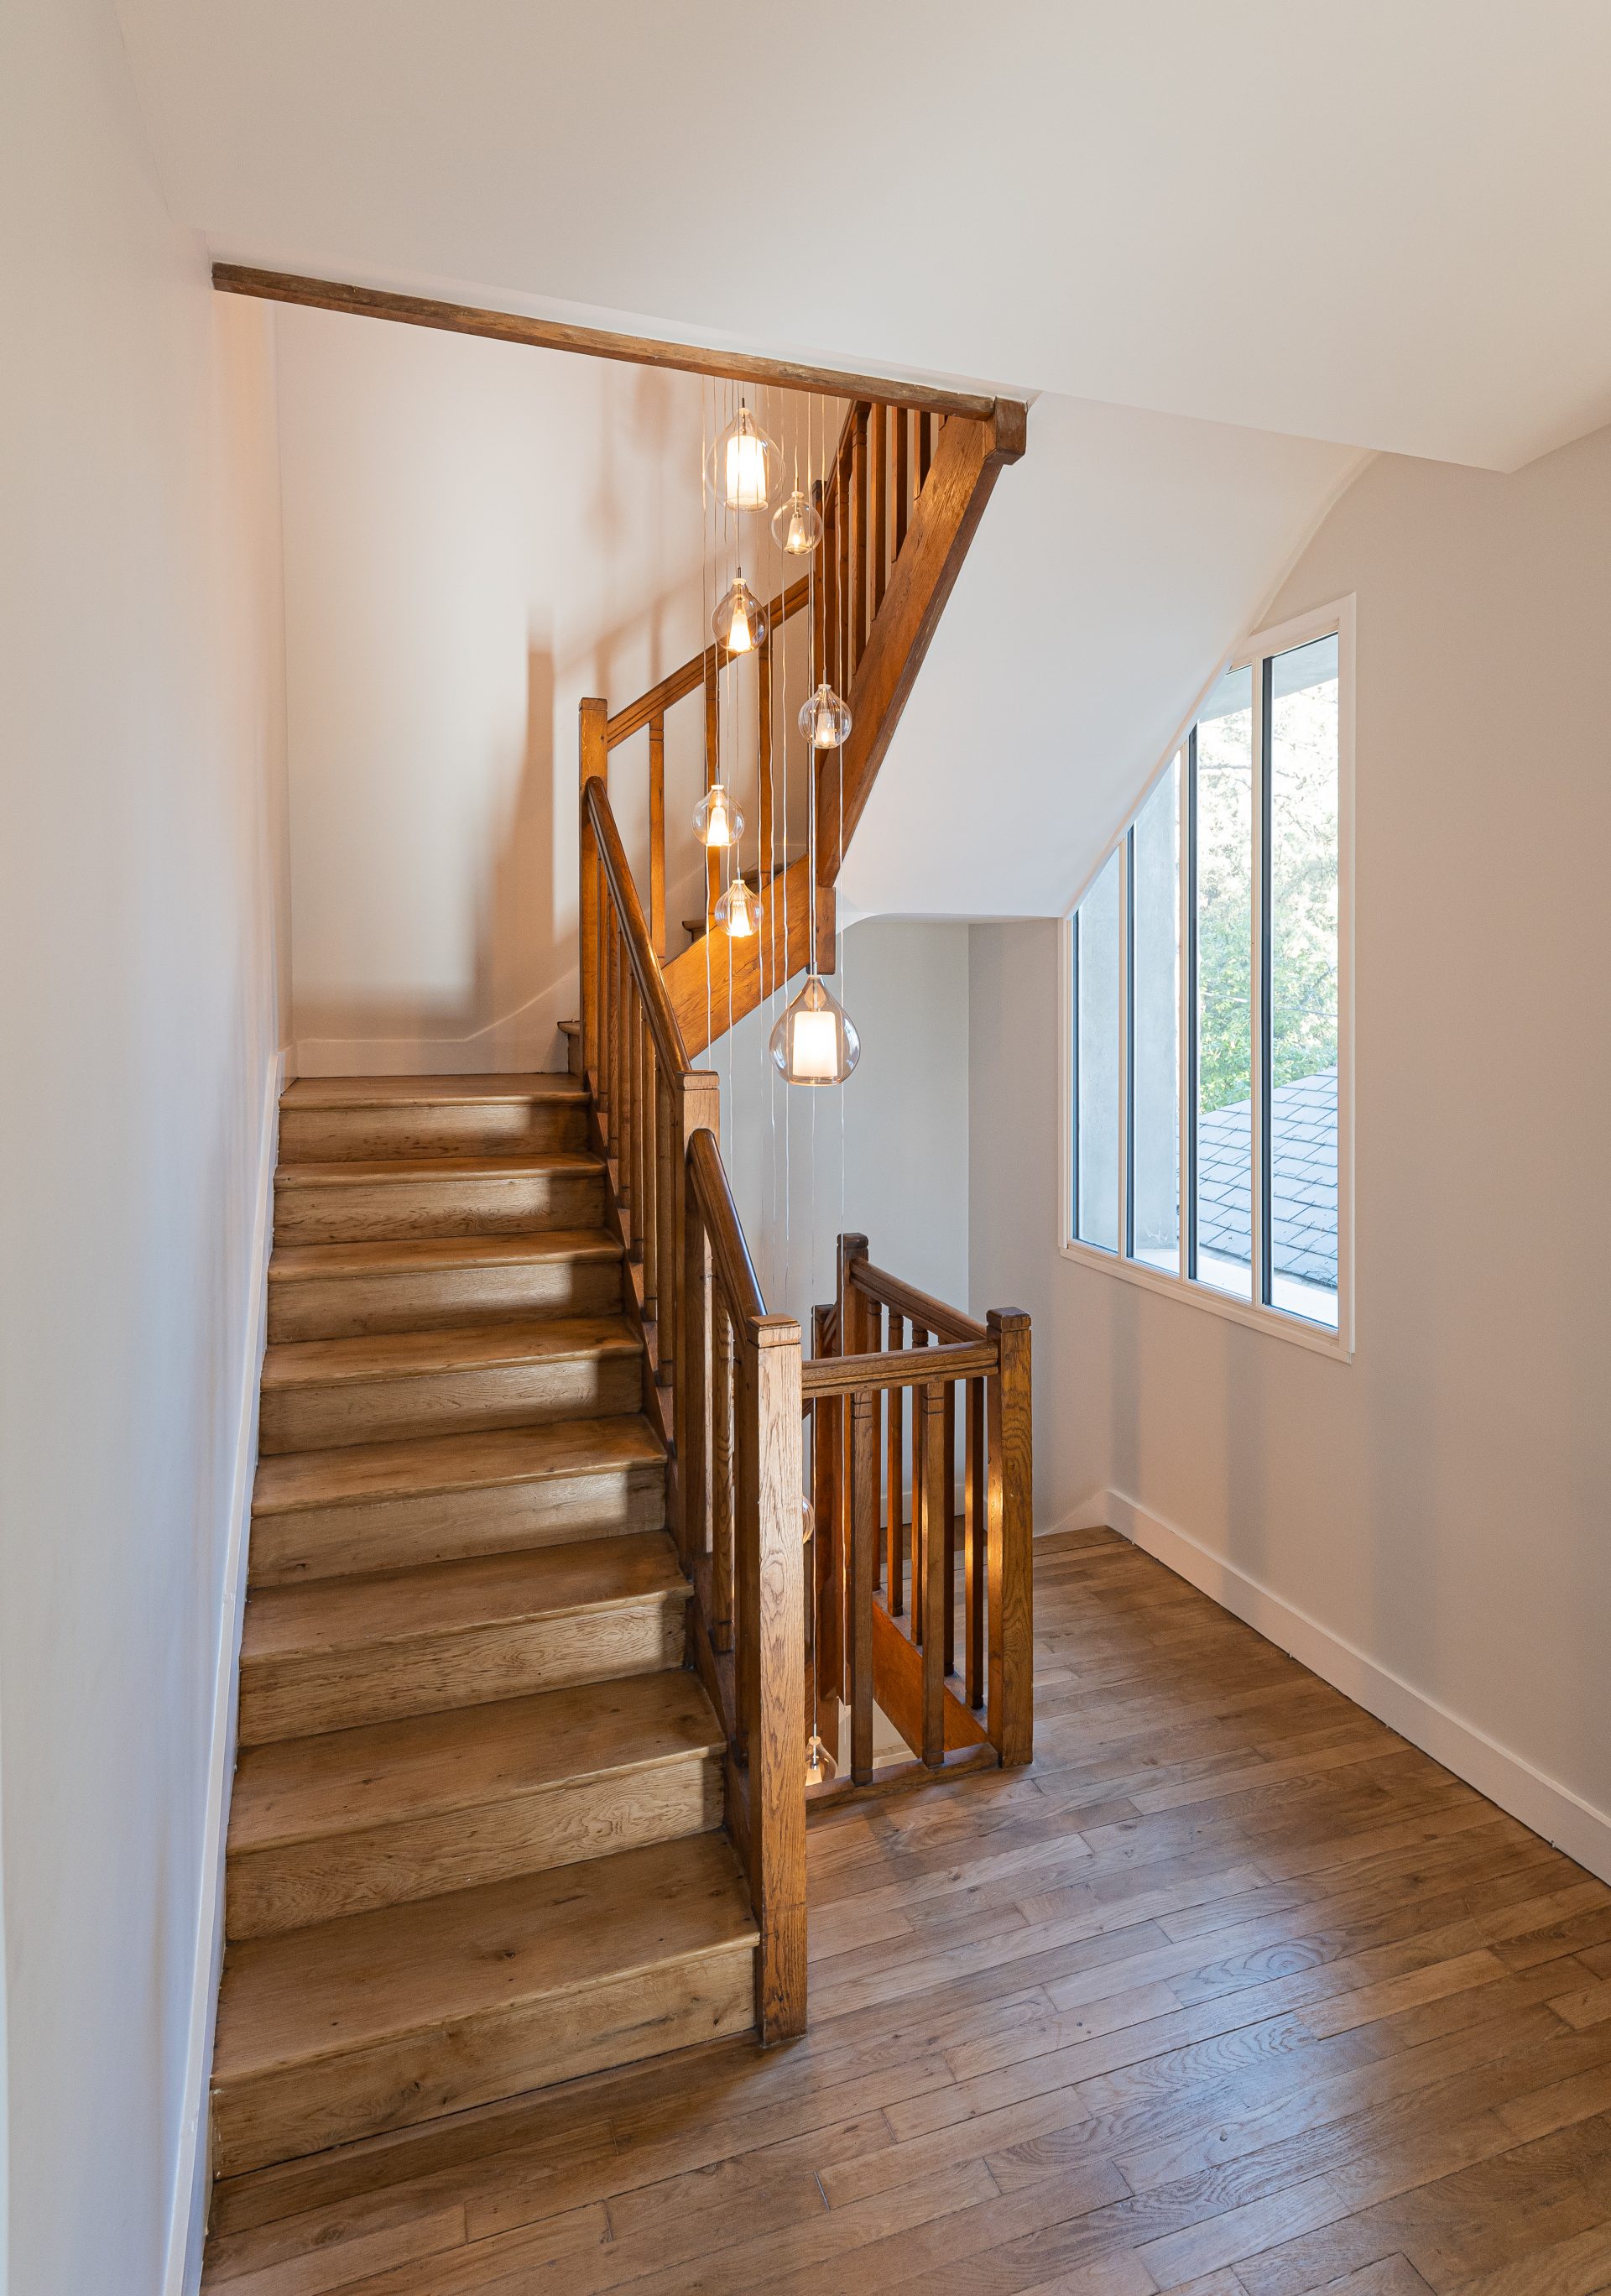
[294,646,574,1074]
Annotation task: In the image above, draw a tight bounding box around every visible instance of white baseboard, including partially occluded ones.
[163,1046,284,2296]
[1045,1485,1611,1888]
[295,974,576,1078]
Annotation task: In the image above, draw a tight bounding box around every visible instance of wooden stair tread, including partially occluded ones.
[276,1151,602,1187]
[252,1415,663,1517]
[268,1229,621,1283]
[241,1533,686,1662]
[261,1315,639,1391]
[228,1672,723,1853]
[281,1075,585,1107]
[212,1833,755,2081]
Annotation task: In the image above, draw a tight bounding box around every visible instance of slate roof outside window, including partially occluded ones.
[1196,1066,1337,1289]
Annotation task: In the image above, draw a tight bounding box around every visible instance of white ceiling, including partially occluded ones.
[117,0,1611,471]
[842,396,1361,921]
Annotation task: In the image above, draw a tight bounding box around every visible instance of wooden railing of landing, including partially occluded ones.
[591,392,1026,1057]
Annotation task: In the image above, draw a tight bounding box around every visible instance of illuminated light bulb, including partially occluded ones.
[713,877,759,937]
[769,973,860,1087]
[692,782,743,849]
[806,1729,838,1788]
[712,571,767,655]
[711,402,779,512]
[771,487,823,556]
[799,681,852,750]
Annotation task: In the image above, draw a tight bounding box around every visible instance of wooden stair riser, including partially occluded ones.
[267,1253,622,1343]
[279,1101,587,1164]
[226,1751,724,1939]
[237,1594,688,1744]
[274,1168,604,1246]
[258,1354,642,1454]
[249,1463,665,1586]
[210,1941,755,2178]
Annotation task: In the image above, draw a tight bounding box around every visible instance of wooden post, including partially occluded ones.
[649,713,666,959]
[750,1311,807,2041]
[849,1387,876,1786]
[810,1304,842,1734]
[986,1308,1033,1766]
[921,1376,948,1766]
[964,1374,985,1709]
[885,1312,904,1615]
[578,699,607,1085]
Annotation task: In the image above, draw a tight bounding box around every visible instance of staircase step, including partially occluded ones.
[258,1315,642,1453]
[250,1416,666,1584]
[211,1832,757,2175]
[274,1152,605,1246]
[226,1671,725,1939]
[267,1229,623,1341]
[279,1073,588,1163]
[237,1533,688,1744]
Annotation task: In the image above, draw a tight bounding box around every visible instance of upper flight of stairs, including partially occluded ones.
[210,1074,757,2185]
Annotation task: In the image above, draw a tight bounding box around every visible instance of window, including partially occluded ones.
[1065,602,1351,1349]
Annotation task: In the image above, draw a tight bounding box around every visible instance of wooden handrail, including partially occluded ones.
[606,577,811,750]
[801,1339,998,1395]
[578,766,806,2042]
[581,770,689,1079]
[848,1260,990,1346]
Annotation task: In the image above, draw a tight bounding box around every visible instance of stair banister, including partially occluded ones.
[578,748,806,2040]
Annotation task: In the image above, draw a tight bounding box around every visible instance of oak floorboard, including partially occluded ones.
[202,1527,1611,2296]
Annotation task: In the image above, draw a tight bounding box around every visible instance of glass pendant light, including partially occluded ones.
[710,401,779,512]
[691,783,743,849]
[771,487,823,557]
[713,876,759,937]
[800,681,852,749]
[712,570,767,655]
[770,973,860,1086]
[806,1725,838,1788]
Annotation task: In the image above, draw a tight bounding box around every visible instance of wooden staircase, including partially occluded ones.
[209,1074,760,2185]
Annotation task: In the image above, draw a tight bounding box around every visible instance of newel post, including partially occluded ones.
[986,1307,1034,1766]
[750,1310,807,2040]
[578,698,607,1085]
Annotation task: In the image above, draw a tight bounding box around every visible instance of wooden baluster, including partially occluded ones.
[894,408,911,560]
[621,975,637,1238]
[733,1315,755,1769]
[850,404,869,671]
[943,1379,957,1680]
[911,1325,930,1644]
[703,644,720,923]
[641,1051,658,1325]
[921,1374,948,1766]
[871,404,889,618]
[748,1309,806,2041]
[986,1308,1034,1765]
[918,410,934,488]
[679,1162,712,1572]
[836,429,852,696]
[850,1372,876,1786]
[649,712,666,960]
[964,1373,985,1709]
[885,1312,904,1613]
[578,702,607,1089]
[610,911,624,1136]
[632,994,647,1256]
[654,1060,674,1376]
[757,627,773,880]
[712,1297,735,1657]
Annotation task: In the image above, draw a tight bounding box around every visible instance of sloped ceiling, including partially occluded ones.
[842,399,1361,921]
[117,0,1611,471]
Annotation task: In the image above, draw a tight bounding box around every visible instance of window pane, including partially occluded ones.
[1074,848,1120,1251]
[1194,665,1254,1300]
[1129,759,1179,1272]
[1268,634,1339,1327]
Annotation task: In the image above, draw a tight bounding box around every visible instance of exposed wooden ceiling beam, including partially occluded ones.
[211,264,1002,421]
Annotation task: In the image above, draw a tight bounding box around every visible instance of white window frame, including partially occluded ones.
[1059,595,1355,1361]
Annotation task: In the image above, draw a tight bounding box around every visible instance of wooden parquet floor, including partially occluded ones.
[202,1524,1611,2296]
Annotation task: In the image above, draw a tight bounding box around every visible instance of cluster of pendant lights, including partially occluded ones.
[694,400,859,1087]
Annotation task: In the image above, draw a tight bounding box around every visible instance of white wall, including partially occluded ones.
[0,3,289,2288]
[719,921,971,1337]
[275,313,829,1073]
[968,429,1611,1879]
